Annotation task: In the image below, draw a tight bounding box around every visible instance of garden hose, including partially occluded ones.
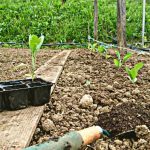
[24,126,110,150]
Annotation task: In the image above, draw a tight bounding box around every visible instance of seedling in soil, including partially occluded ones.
[114,51,132,68]
[125,62,144,83]
[97,45,112,59]
[97,45,106,54]
[29,34,44,80]
[88,43,97,52]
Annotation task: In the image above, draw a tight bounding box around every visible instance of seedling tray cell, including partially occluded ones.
[0,88,4,111]
[28,82,51,106]
[3,84,29,110]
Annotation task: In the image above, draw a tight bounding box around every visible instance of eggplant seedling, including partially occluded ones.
[114,51,132,68]
[29,34,44,80]
[125,62,144,83]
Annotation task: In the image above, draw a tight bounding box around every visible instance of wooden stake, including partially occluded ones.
[117,0,127,49]
[142,0,146,47]
[94,0,98,40]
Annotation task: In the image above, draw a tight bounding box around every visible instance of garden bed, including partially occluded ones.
[0,48,60,81]
[31,49,150,149]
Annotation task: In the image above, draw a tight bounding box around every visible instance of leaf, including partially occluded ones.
[37,35,44,51]
[134,62,144,72]
[98,46,106,54]
[125,66,130,75]
[114,59,119,67]
[125,62,144,83]
[123,53,132,63]
[115,50,121,60]
[130,68,138,81]
[29,35,44,54]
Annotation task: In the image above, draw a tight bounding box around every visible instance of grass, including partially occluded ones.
[0,0,150,44]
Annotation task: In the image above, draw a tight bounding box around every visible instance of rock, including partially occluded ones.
[42,119,55,132]
[96,141,109,150]
[79,94,93,108]
[132,88,140,95]
[138,139,147,145]
[114,139,122,145]
[35,128,41,134]
[91,104,97,109]
[135,125,150,138]
[106,85,113,91]
[148,70,150,75]
[52,114,63,122]
[109,144,116,150]
[90,84,96,90]
[99,106,110,113]
[113,81,119,88]
[124,92,131,97]
[121,98,128,103]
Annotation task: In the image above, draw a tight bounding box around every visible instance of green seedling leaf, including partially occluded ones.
[98,46,106,54]
[29,35,44,53]
[88,43,97,52]
[134,62,144,71]
[123,53,132,63]
[125,62,144,83]
[114,59,121,68]
[116,50,121,60]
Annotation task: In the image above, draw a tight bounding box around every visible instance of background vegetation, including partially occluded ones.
[0,0,150,44]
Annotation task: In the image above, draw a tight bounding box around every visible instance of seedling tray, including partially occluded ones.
[0,78,53,111]
[0,88,4,111]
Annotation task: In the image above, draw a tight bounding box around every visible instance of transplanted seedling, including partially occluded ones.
[29,34,44,80]
[88,43,97,52]
[125,62,144,83]
[114,51,132,68]
[97,45,106,54]
[97,45,111,59]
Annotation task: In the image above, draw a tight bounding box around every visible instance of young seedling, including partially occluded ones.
[88,43,97,52]
[29,34,44,80]
[125,62,144,83]
[114,51,132,68]
[97,45,112,59]
[97,45,106,54]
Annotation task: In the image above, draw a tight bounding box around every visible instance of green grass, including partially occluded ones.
[0,0,150,44]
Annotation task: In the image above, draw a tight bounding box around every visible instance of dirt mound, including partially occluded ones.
[97,102,150,137]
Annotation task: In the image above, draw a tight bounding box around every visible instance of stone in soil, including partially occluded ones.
[79,94,93,108]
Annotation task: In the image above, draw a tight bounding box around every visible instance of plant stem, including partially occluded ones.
[31,54,36,80]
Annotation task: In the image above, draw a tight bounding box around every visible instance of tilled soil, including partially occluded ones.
[0,48,59,81]
[1,48,150,149]
[31,49,150,149]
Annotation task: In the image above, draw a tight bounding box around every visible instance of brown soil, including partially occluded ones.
[97,102,150,137]
[0,48,60,81]
[31,49,150,149]
[1,48,150,149]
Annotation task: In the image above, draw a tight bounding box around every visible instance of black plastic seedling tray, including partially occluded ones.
[0,78,53,111]
[3,84,29,110]
[0,88,4,111]
[21,78,53,106]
